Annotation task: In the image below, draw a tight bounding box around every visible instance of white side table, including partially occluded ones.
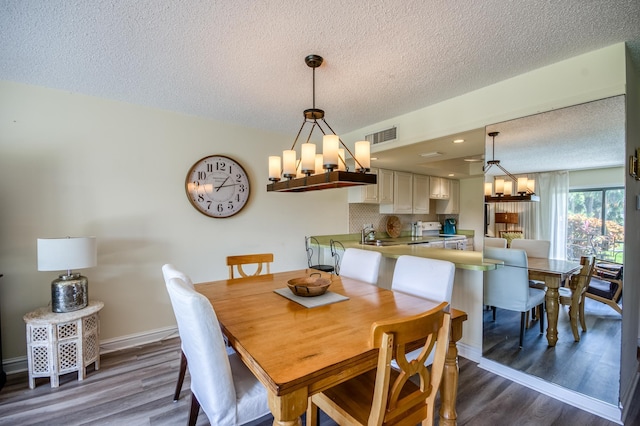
[23,300,104,389]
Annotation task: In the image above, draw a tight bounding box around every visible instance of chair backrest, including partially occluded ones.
[484,237,507,248]
[226,253,273,279]
[367,302,451,425]
[391,256,455,303]
[338,248,382,285]
[565,255,596,302]
[162,263,194,288]
[164,274,239,425]
[483,247,531,312]
[510,239,551,258]
[329,239,345,275]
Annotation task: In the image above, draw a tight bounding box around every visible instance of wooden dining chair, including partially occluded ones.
[226,253,273,279]
[585,259,623,314]
[307,302,451,426]
[559,255,596,341]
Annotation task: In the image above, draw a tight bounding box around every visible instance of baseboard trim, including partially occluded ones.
[479,357,622,424]
[457,342,482,363]
[2,326,180,376]
[619,368,640,424]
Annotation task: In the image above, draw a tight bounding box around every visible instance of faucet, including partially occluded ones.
[361,224,376,243]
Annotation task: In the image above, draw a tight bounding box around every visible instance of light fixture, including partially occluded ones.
[419,151,442,158]
[37,236,97,312]
[453,139,465,143]
[484,131,539,202]
[267,55,376,192]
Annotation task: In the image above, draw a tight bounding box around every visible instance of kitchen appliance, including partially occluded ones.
[443,218,457,235]
[417,221,467,250]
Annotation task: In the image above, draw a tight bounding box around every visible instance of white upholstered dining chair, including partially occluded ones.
[391,255,455,303]
[510,238,550,258]
[338,248,382,285]
[484,237,508,248]
[390,255,455,367]
[483,247,546,348]
[161,263,193,402]
[165,274,270,425]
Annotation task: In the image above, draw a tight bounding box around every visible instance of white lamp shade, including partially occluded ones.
[301,143,316,172]
[37,237,97,271]
[354,140,371,170]
[495,178,505,194]
[282,150,296,176]
[268,156,281,180]
[517,177,528,193]
[337,148,346,171]
[484,182,493,196]
[503,180,513,196]
[322,135,339,167]
[314,154,324,175]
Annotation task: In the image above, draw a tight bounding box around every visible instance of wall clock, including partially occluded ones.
[185,155,251,218]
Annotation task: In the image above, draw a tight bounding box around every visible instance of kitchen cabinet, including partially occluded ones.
[429,176,450,199]
[436,179,459,214]
[380,171,412,214]
[378,168,394,204]
[347,168,379,203]
[412,174,430,214]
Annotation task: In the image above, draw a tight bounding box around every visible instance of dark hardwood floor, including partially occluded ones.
[0,335,638,425]
[483,296,622,404]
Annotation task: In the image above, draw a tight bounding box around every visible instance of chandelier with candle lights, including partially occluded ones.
[266,55,376,192]
[484,131,539,202]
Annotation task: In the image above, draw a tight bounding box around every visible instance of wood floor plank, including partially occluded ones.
[0,336,637,425]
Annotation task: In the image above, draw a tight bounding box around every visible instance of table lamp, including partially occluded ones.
[37,236,97,313]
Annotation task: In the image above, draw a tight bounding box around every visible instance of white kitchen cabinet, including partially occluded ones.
[412,174,430,214]
[378,168,394,204]
[436,179,459,214]
[429,176,450,199]
[348,168,379,203]
[380,171,412,214]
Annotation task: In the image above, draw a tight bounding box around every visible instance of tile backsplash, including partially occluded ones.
[348,203,450,234]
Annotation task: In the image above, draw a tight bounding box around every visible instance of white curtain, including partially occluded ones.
[534,171,569,259]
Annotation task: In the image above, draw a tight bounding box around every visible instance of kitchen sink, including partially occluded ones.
[360,239,402,247]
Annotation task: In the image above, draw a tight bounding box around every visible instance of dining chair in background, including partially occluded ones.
[305,236,335,273]
[226,253,273,279]
[510,238,551,258]
[307,302,451,426]
[558,255,595,341]
[165,275,270,425]
[484,237,508,248]
[483,247,546,348]
[390,255,455,367]
[511,238,551,296]
[391,255,455,304]
[329,239,345,275]
[337,248,382,285]
[161,263,194,402]
[586,259,623,315]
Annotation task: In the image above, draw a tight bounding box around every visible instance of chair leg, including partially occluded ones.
[306,397,319,426]
[173,350,187,402]
[492,306,496,321]
[539,304,545,334]
[519,312,525,348]
[579,298,587,332]
[188,391,200,426]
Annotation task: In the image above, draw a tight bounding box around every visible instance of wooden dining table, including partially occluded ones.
[527,257,582,346]
[196,268,467,426]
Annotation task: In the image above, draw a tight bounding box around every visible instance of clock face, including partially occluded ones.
[185,155,251,218]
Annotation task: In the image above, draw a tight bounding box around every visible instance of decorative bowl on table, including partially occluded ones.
[287,275,331,297]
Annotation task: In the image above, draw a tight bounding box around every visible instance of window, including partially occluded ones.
[567,187,624,262]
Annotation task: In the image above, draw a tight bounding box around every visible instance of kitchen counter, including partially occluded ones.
[312,234,500,272]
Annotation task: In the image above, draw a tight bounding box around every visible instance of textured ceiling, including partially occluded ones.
[2,1,639,174]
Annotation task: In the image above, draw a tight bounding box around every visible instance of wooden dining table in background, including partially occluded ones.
[196,269,467,426]
[527,257,582,346]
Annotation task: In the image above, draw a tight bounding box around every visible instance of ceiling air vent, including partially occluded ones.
[365,127,397,145]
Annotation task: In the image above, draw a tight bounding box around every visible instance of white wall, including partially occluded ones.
[0,81,349,359]
[569,166,625,188]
